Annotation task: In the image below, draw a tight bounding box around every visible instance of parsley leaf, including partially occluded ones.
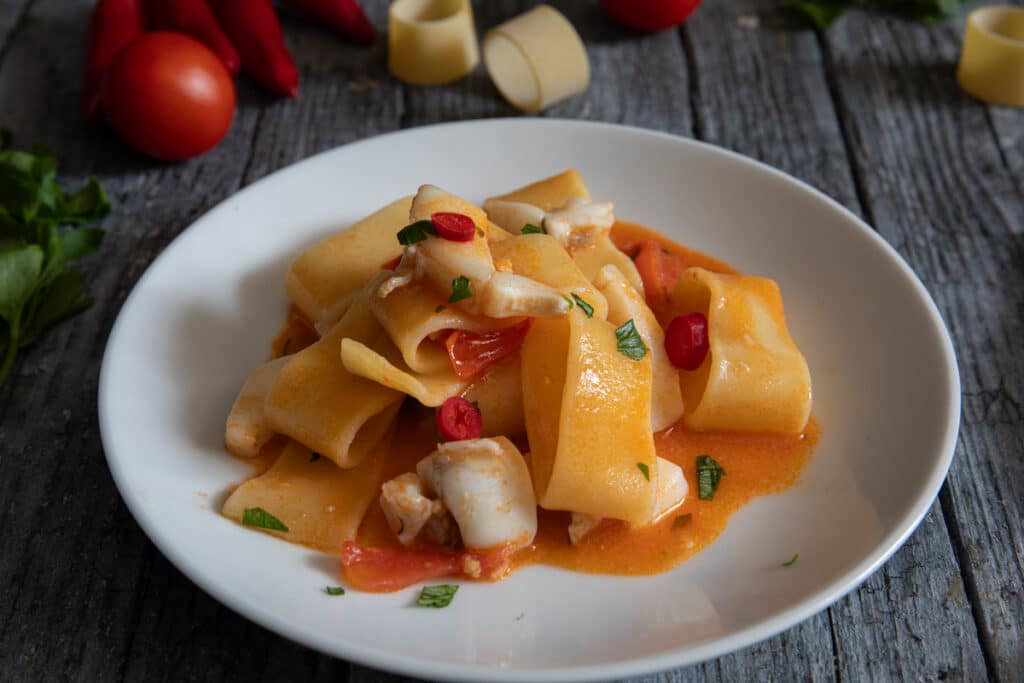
[782,553,800,568]
[325,586,346,595]
[0,135,110,384]
[521,223,545,235]
[637,462,650,481]
[470,400,481,415]
[396,219,436,245]
[615,319,647,360]
[242,507,289,532]
[417,584,458,608]
[696,455,725,500]
[448,275,472,303]
[571,294,594,318]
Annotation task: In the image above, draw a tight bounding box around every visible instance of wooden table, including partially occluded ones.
[1,0,1021,680]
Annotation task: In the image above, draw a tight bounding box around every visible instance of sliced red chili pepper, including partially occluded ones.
[633,239,682,312]
[280,0,375,45]
[431,212,476,242]
[436,396,483,441]
[82,0,146,121]
[379,255,402,271]
[444,319,532,380]
[209,0,299,97]
[147,0,241,76]
[664,312,709,371]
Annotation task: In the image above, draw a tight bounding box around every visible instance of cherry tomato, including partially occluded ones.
[431,212,476,242]
[601,0,702,33]
[436,396,483,441]
[103,32,236,161]
[444,319,532,380]
[632,239,682,313]
[664,312,709,370]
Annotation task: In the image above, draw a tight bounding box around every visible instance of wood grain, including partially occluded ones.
[822,11,1024,680]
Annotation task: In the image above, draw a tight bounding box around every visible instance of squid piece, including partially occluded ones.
[416,437,537,550]
[379,185,570,319]
[379,473,447,546]
[484,197,615,252]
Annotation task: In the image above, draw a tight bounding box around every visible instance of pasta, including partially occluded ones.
[221,169,817,593]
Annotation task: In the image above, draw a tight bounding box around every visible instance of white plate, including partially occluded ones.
[98,120,959,681]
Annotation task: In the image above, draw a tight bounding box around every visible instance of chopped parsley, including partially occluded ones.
[396,219,436,245]
[571,293,594,318]
[417,584,458,608]
[242,507,289,532]
[521,223,546,235]
[672,513,693,529]
[325,586,346,596]
[782,554,800,568]
[637,462,650,481]
[471,400,481,415]
[448,276,472,303]
[615,319,647,360]
[696,455,725,500]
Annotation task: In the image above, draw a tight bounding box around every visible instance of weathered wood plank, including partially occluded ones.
[822,10,1024,680]
[0,0,265,680]
[0,0,32,59]
[115,4,405,682]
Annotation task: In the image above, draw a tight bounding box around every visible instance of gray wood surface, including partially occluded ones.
[1,0,1021,681]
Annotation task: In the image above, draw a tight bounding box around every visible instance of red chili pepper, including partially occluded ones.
[436,396,483,441]
[208,0,299,97]
[82,0,146,121]
[147,0,241,76]
[431,212,476,242]
[664,312,709,371]
[281,0,375,45]
[444,319,532,380]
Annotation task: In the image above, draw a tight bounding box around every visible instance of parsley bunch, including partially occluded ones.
[0,130,110,384]
[787,0,964,29]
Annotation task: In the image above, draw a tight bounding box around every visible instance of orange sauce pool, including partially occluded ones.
[246,220,820,579]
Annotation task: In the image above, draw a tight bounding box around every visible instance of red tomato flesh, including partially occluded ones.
[431,212,476,242]
[444,319,532,380]
[436,396,483,441]
[102,32,236,161]
[601,0,702,33]
[664,312,709,370]
[340,541,513,592]
[633,239,682,313]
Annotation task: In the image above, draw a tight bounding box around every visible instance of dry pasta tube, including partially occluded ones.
[483,5,590,113]
[388,0,479,85]
[957,6,1024,107]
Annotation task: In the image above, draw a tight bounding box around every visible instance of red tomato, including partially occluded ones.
[339,542,514,592]
[102,32,236,161]
[601,0,702,33]
[632,239,682,313]
[436,396,483,441]
[444,319,532,380]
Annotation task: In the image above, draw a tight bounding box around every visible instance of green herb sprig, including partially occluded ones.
[0,132,110,384]
[615,319,648,360]
[571,294,594,318]
[696,455,725,500]
[396,219,436,245]
[417,584,458,608]
[242,507,289,532]
[786,0,964,30]
[449,275,472,303]
[521,223,545,235]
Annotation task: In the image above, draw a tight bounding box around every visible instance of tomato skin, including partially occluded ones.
[340,541,514,593]
[444,319,532,380]
[103,32,236,161]
[632,239,682,313]
[601,0,702,33]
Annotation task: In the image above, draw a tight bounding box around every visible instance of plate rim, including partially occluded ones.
[98,118,961,682]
